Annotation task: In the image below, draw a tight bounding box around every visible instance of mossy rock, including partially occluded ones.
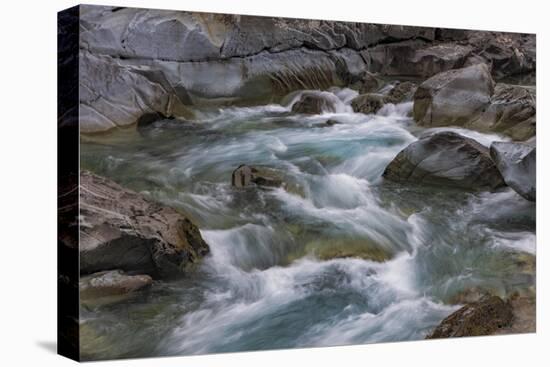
[306,237,393,262]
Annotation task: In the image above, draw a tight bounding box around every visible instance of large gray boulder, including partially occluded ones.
[413,63,495,127]
[383,132,505,190]
[490,142,536,201]
[79,171,210,278]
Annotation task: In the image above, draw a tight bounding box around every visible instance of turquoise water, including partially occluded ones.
[79,88,535,360]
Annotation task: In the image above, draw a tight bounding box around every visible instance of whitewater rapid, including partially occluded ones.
[79,88,536,359]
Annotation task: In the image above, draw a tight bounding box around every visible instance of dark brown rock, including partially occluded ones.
[79,171,210,278]
[426,296,513,339]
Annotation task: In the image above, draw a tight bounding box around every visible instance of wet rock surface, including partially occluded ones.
[490,142,536,201]
[383,132,505,190]
[426,296,513,338]
[80,270,153,302]
[79,171,210,278]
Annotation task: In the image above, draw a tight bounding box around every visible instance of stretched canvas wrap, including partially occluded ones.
[58,4,537,361]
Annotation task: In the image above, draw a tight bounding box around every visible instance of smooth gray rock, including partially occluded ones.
[79,51,194,133]
[413,63,494,127]
[79,171,210,278]
[383,132,505,190]
[490,142,536,201]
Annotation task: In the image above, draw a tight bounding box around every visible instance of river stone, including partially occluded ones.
[490,142,536,201]
[351,93,386,114]
[291,92,339,114]
[470,84,536,140]
[80,270,153,300]
[383,132,505,190]
[426,296,513,338]
[232,165,284,188]
[79,171,210,278]
[413,63,494,127]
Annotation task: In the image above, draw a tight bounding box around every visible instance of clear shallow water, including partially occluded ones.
[79,88,535,360]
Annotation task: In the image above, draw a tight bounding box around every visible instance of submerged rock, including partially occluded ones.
[80,270,153,303]
[413,63,494,127]
[79,171,210,278]
[490,142,536,201]
[383,132,505,190]
[426,296,513,338]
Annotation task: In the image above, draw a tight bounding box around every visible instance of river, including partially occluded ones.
[79,87,536,359]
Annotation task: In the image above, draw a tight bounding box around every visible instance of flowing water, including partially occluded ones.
[79,88,536,360]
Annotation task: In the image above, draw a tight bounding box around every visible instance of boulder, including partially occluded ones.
[351,93,386,114]
[79,171,210,278]
[80,270,153,301]
[471,84,536,140]
[413,63,495,127]
[383,132,505,190]
[426,296,513,338]
[490,142,536,201]
[290,92,339,114]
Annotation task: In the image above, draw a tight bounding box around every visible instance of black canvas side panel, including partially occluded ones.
[57,5,80,362]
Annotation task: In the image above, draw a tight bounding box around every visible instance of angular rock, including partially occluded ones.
[80,270,153,300]
[366,41,472,78]
[413,64,494,127]
[426,296,513,338]
[351,93,386,114]
[79,171,210,278]
[383,132,505,190]
[471,84,536,140]
[468,32,536,79]
[490,142,536,201]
